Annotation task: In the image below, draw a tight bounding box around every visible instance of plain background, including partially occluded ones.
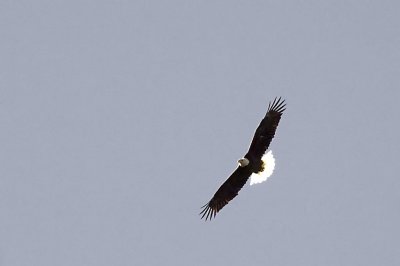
[1,1,399,265]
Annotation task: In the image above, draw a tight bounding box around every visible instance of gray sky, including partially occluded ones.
[1,1,400,265]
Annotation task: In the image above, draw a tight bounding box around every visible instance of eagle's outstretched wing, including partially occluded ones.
[246,97,286,160]
[200,166,252,220]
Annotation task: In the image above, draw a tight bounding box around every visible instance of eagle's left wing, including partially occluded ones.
[200,166,252,220]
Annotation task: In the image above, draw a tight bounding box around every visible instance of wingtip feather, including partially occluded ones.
[268,97,286,113]
[200,201,216,221]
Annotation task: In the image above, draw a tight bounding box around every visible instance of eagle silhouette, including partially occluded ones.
[200,97,286,220]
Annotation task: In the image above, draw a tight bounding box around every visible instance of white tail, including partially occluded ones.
[249,150,275,185]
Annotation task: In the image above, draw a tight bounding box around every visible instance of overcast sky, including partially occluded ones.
[1,1,400,265]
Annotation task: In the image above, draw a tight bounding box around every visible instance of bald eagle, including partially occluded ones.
[200,97,286,220]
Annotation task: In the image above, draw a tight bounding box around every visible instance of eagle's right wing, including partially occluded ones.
[246,97,286,160]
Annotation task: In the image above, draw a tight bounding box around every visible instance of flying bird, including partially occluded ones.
[200,97,286,220]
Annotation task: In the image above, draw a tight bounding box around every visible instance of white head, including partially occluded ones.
[238,158,250,167]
